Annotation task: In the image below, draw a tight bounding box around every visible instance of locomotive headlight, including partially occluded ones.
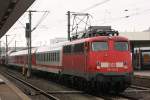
[116,62,124,67]
[101,62,109,68]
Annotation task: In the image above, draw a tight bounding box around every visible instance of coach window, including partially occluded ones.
[40,54,42,61]
[44,53,46,61]
[40,54,41,61]
[57,52,59,61]
[46,53,48,61]
[39,54,41,61]
[38,54,39,61]
[36,54,38,61]
[37,54,39,60]
[57,52,58,61]
[43,53,45,62]
[53,53,54,61]
[53,53,55,61]
[45,53,47,62]
[54,52,56,62]
[45,53,47,61]
[54,52,56,61]
[46,53,47,61]
[58,52,60,62]
[52,52,54,62]
[47,53,49,61]
[42,53,44,61]
[51,53,53,61]
[92,41,108,51]
[57,52,59,62]
[41,53,43,61]
[50,53,52,61]
[49,53,51,61]
[48,53,50,61]
[36,54,38,60]
[45,53,48,62]
[115,41,128,51]
[56,52,58,61]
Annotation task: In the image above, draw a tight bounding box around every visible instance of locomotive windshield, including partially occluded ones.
[115,41,128,51]
[92,41,108,51]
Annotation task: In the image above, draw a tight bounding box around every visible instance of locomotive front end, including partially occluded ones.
[87,36,133,93]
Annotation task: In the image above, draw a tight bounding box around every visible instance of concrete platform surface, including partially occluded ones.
[134,71,150,79]
[0,74,31,100]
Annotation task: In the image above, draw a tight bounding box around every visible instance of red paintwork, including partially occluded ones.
[62,36,133,75]
[62,53,86,73]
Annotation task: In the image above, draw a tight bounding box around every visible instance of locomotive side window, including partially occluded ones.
[92,42,108,51]
[63,45,72,53]
[115,42,128,51]
[73,43,84,53]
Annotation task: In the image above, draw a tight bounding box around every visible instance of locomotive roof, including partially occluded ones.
[9,36,128,56]
[65,36,129,45]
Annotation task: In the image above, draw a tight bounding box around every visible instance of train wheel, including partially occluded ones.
[82,79,88,91]
[113,82,126,94]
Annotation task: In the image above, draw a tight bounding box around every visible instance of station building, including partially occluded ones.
[120,31,150,70]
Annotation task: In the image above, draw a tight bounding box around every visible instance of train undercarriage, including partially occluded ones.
[58,72,133,94]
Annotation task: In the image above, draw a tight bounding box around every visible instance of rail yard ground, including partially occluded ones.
[1,65,150,100]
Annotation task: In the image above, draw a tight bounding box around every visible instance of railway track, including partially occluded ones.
[0,71,59,100]
[95,91,141,100]
[0,66,149,100]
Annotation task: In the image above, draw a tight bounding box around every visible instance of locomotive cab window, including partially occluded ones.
[92,41,108,51]
[115,41,128,51]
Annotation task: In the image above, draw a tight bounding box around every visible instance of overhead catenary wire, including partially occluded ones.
[8,34,16,46]
[16,11,50,32]
[18,20,26,29]
[32,11,50,32]
[80,0,110,12]
[97,8,150,25]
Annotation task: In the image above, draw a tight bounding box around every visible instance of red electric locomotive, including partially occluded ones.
[7,26,133,93]
[62,36,132,92]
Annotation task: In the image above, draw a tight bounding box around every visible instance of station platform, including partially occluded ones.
[0,74,30,100]
[133,71,150,88]
[134,71,150,79]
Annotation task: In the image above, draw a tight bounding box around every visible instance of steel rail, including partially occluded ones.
[130,85,150,90]
[0,67,145,100]
[2,72,59,100]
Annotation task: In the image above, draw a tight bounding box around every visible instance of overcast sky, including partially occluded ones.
[1,0,150,47]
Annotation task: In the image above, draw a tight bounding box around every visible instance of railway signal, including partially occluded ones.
[25,10,49,78]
